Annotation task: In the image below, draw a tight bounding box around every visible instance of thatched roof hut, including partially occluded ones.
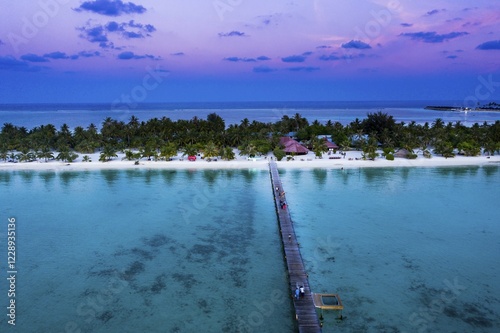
[323,138,339,150]
[394,148,410,158]
[284,142,309,155]
[280,137,309,155]
[279,136,294,146]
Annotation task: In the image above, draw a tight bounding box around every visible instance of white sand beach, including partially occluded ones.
[1,150,499,171]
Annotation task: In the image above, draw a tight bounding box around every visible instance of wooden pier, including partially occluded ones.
[268,161,322,333]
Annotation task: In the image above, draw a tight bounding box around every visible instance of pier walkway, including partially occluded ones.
[268,160,322,333]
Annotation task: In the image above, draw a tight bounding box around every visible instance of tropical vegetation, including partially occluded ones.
[1,111,499,163]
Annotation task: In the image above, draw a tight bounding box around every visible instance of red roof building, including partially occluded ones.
[323,137,339,150]
[280,137,309,155]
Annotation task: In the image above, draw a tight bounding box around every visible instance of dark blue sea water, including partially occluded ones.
[1,101,499,129]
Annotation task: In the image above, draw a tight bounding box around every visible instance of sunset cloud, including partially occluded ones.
[400,31,469,43]
[74,0,146,16]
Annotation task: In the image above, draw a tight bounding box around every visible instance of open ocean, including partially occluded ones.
[1,101,499,129]
[1,102,500,332]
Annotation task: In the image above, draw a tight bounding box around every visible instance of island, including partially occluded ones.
[425,102,500,112]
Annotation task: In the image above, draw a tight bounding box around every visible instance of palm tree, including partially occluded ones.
[220,146,235,161]
[349,118,362,133]
[432,118,444,129]
[56,149,78,162]
[128,115,140,130]
[56,123,74,149]
[238,142,258,158]
[363,111,396,144]
[31,124,57,148]
[1,123,16,136]
[73,126,86,146]
[325,120,334,130]
[457,141,481,156]
[203,141,219,161]
[101,118,125,145]
[75,140,97,154]
[293,113,308,131]
[67,152,79,163]
[125,115,140,147]
[181,144,198,157]
[240,118,250,129]
[140,144,157,161]
[248,139,271,155]
[434,141,455,158]
[226,125,244,146]
[159,142,178,161]
[16,152,28,162]
[352,129,366,150]
[206,112,225,135]
[99,145,118,162]
[146,137,163,154]
[361,137,379,160]
[312,138,328,158]
[339,138,350,154]
[37,146,54,162]
[483,140,497,156]
[0,146,8,162]
[87,123,100,144]
[122,150,138,161]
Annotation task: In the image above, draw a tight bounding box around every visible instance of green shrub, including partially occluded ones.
[273,148,285,161]
[407,153,417,159]
[383,147,395,156]
[385,153,394,161]
[443,152,455,158]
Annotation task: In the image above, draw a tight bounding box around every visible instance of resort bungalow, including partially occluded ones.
[279,136,294,146]
[322,137,339,151]
[280,137,309,155]
[394,149,410,158]
[317,135,332,140]
[316,135,339,151]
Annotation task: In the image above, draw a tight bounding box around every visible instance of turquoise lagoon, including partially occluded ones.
[0,169,293,332]
[1,165,499,332]
[280,165,500,332]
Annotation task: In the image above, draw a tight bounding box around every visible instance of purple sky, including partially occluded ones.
[0,0,499,103]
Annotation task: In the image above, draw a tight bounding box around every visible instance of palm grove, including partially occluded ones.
[1,112,500,163]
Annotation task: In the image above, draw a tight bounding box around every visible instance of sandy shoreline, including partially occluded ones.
[1,150,499,172]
